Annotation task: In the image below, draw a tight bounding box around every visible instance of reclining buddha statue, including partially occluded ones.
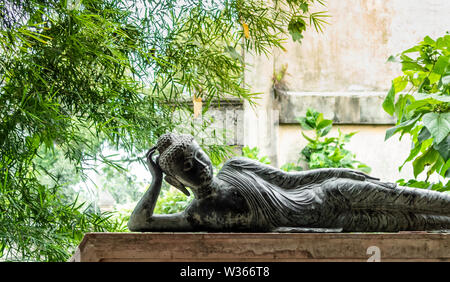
[128,132,450,232]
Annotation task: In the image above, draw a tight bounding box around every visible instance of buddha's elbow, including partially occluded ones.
[127,217,139,232]
[127,212,148,232]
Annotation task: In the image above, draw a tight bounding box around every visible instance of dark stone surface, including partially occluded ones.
[127,133,450,232]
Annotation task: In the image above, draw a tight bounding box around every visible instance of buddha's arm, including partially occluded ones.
[226,157,378,189]
[128,212,193,232]
[127,148,193,232]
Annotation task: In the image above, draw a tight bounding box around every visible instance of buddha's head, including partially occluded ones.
[156,133,213,196]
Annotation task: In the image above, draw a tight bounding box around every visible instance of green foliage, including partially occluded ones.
[154,188,194,215]
[241,146,271,164]
[288,17,307,43]
[34,145,84,204]
[280,162,303,172]
[0,0,328,261]
[273,63,289,90]
[1,138,129,261]
[0,192,127,261]
[382,34,450,190]
[100,168,142,205]
[397,178,449,192]
[296,108,371,173]
[286,0,329,42]
[241,146,305,172]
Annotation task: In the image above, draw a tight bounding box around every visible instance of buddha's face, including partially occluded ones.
[176,141,213,189]
[157,134,213,191]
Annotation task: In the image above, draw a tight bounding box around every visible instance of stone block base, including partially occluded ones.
[70,232,450,262]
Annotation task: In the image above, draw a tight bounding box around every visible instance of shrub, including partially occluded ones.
[154,188,194,215]
[294,108,371,173]
[382,33,449,191]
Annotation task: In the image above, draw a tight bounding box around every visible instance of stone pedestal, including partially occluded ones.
[70,232,449,262]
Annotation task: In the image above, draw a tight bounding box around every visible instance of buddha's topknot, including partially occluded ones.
[156,133,175,154]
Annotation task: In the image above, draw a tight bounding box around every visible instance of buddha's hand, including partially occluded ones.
[334,168,379,181]
[146,146,163,178]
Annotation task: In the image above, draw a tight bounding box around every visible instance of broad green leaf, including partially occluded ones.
[436,36,448,49]
[412,147,439,178]
[441,159,450,178]
[400,54,413,62]
[422,112,450,144]
[357,164,371,174]
[330,148,344,162]
[301,146,312,159]
[419,138,434,153]
[405,99,434,112]
[400,179,431,189]
[401,45,421,54]
[301,131,316,143]
[428,72,441,85]
[401,61,426,72]
[382,83,395,115]
[385,115,421,141]
[423,35,436,46]
[323,137,337,144]
[399,140,422,171]
[433,134,450,162]
[318,124,332,137]
[394,94,407,121]
[418,77,430,92]
[393,76,408,93]
[316,112,324,126]
[316,119,332,130]
[413,92,450,103]
[432,55,450,75]
[317,118,333,136]
[417,127,431,143]
[306,112,318,128]
[306,108,319,121]
[429,154,445,177]
[297,117,314,130]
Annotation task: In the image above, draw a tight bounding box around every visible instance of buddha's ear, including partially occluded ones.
[164,175,190,196]
[193,149,207,167]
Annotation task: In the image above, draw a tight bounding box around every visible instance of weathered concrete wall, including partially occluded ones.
[243,49,280,166]
[277,91,395,124]
[243,0,450,182]
[174,98,244,148]
[273,0,450,92]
